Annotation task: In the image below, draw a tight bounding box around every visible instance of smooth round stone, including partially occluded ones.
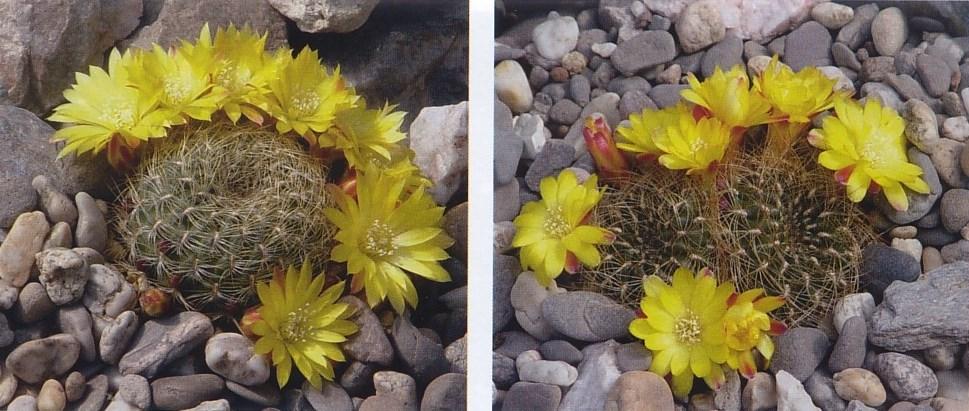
[828,316,867,372]
[924,344,960,371]
[811,2,854,30]
[742,372,777,411]
[5,333,80,384]
[604,371,674,410]
[532,12,579,61]
[872,8,908,57]
[833,368,887,407]
[495,60,533,114]
[37,379,66,411]
[675,0,725,54]
[518,360,578,387]
[874,353,938,402]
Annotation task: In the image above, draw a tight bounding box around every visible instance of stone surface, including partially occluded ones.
[496,60,533,114]
[676,0,725,53]
[539,340,582,365]
[340,296,393,366]
[73,193,105,253]
[43,222,72,250]
[493,255,518,333]
[869,262,969,351]
[63,372,84,403]
[615,342,651,372]
[83,264,136,319]
[5,333,79,384]
[828,316,867,373]
[742,372,777,411]
[8,396,37,411]
[119,311,214,378]
[942,189,969,233]
[510,271,561,341]
[409,102,468,205]
[419,373,465,411]
[304,382,353,411]
[38,379,66,411]
[604,371,674,411]
[113,374,151,410]
[57,304,96,362]
[860,243,920,299]
[36,248,89,305]
[204,332,270,386]
[811,2,853,30]
[876,148,942,225]
[769,327,831,382]
[776,370,821,411]
[502,382,561,411]
[33,175,77,228]
[871,7,907,57]
[267,0,378,33]
[518,360,577,387]
[15,281,56,323]
[836,3,878,49]
[542,291,634,342]
[611,31,676,76]
[918,53,954,98]
[0,212,50,287]
[559,340,621,411]
[873,353,938,402]
[903,99,940,152]
[532,12,579,61]
[701,34,743,78]
[150,374,225,411]
[99,310,138,364]
[783,21,831,71]
[924,344,960,371]
[126,0,286,50]
[390,315,449,384]
[524,140,575,191]
[833,368,886,407]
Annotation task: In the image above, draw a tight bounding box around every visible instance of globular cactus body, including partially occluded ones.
[580,149,877,327]
[113,124,333,315]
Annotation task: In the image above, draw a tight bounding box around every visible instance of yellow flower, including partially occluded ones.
[321,102,406,169]
[723,289,786,378]
[127,44,222,124]
[811,97,930,210]
[629,267,733,399]
[325,168,453,313]
[681,66,773,129]
[251,261,358,389]
[653,111,733,175]
[210,24,276,123]
[265,48,357,140]
[512,169,614,285]
[754,56,841,123]
[48,48,169,169]
[616,103,691,161]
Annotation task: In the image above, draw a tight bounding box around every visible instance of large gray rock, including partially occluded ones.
[267,0,378,33]
[869,262,969,351]
[125,0,286,50]
[0,0,142,114]
[610,31,676,76]
[558,340,621,411]
[873,353,938,402]
[119,311,214,378]
[36,248,89,305]
[390,315,449,384]
[769,327,831,382]
[541,291,634,342]
[409,102,468,205]
[0,106,112,229]
[340,296,393,366]
[5,333,80,384]
[150,374,225,411]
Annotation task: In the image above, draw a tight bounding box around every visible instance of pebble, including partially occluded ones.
[0,212,50,287]
[744,41,768,60]
[924,344,960,371]
[877,148,942,225]
[341,361,378,396]
[936,369,969,401]
[716,369,742,411]
[373,371,417,410]
[833,368,886,407]
[496,331,539,359]
[701,34,743,78]
[5,333,79,384]
[113,374,151,410]
[421,373,466,411]
[150,374,225,410]
[510,271,560,340]
[83,264,136,319]
[829,316,867,372]
[742,372,777,411]
[57,305,96,362]
[390,315,449,384]
[931,139,969,188]
[559,340,620,411]
[614,342,652,372]
[32,176,76,228]
[836,4,879,50]
[647,84,687,108]
[768,36,786,57]
[518,360,578,387]
[591,42,616,58]
[943,92,966,117]
[37,379,65,411]
[918,53,954,97]
[783,21,832,71]
[542,291,634,342]
[549,99,582,124]
[529,66,549,89]
[619,90,656,118]
[8,396,37,411]
[444,336,467,374]
[532,12,578,61]
[769,327,831,382]
[494,128,523,186]
[496,60,533,113]
[179,400,230,411]
[538,340,582,365]
[675,0,725,54]
[224,381,279,407]
[0,366,16,408]
[604,371,674,410]
[74,193,106,253]
[888,74,933,104]
[502,382,561,411]
[561,51,587,75]
[819,66,855,95]
[99,310,138,364]
[776,370,821,411]
[923,247,945,271]
[812,2,854,30]
[493,255,518,332]
[861,56,895,82]
[524,140,575,191]
[304,382,353,411]
[42,223,71,250]
[0,313,11,348]
[607,77,650,96]
[63,372,85,402]
[747,55,773,76]
[895,50,917,76]
[340,296,393,367]
[493,353,517,390]
[36,248,89,305]
[872,7,908,57]
[874,353,938,402]
[657,64,681,85]
[514,113,548,161]
[941,240,969,263]
[942,189,969,232]
[861,243,921,299]
[204,332,270,386]
[903,99,941,152]
[14,282,55,323]
[861,82,903,113]
[611,31,676,76]
[943,116,969,141]
[119,311,214,378]
[803,371,844,411]
[892,225,919,239]
[549,67,568,83]
[845,400,877,411]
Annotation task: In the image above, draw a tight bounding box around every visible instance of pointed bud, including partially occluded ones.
[240,307,262,338]
[139,288,171,317]
[582,113,629,181]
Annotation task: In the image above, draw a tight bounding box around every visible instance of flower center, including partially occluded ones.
[215,62,250,91]
[674,312,702,344]
[543,206,571,238]
[163,75,192,103]
[101,98,136,129]
[291,91,321,117]
[279,302,312,343]
[726,318,761,349]
[364,220,397,257]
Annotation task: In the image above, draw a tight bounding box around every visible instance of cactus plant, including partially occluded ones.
[577,148,877,327]
[112,123,333,315]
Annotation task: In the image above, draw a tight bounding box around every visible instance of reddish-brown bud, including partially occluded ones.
[139,288,171,317]
[582,113,629,181]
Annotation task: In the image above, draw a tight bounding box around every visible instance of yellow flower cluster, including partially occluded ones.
[49,24,406,172]
[608,58,929,210]
[629,267,786,399]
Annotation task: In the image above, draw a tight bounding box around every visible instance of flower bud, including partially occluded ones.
[139,288,171,317]
[582,113,629,181]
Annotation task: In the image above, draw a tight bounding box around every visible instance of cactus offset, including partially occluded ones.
[578,148,877,327]
[113,124,333,315]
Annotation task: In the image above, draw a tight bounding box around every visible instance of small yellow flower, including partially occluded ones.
[723,289,786,378]
[653,111,733,175]
[265,47,357,139]
[512,169,614,285]
[48,48,169,169]
[128,44,222,124]
[754,56,841,123]
[320,102,406,169]
[681,66,773,130]
[325,168,453,313]
[616,103,691,161]
[629,267,733,399]
[810,97,930,210]
[251,261,358,389]
[209,24,276,123]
